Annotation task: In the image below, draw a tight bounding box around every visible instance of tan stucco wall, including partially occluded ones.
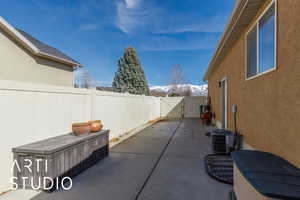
[207,0,300,167]
[0,29,74,87]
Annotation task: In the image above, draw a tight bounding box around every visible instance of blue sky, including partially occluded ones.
[1,0,236,86]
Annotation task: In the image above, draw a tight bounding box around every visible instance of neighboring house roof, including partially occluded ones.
[203,0,267,81]
[96,86,113,92]
[0,16,82,67]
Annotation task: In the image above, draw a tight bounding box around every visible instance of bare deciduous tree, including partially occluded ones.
[181,85,192,97]
[169,64,185,95]
[78,70,94,89]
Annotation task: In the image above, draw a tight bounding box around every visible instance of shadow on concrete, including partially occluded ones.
[30,119,231,200]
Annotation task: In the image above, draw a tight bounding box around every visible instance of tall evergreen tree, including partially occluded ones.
[112,47,150,95]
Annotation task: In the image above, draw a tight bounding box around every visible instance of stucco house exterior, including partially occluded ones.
[0,16,81,87]
[204,0,300,168]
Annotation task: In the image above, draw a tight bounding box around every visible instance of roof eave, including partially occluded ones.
[0,16,39,54]
[0,16,82,68]
[36,51,82,67]
[203,0,266,81]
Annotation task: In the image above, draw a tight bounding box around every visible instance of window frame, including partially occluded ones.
[245,0,277,81]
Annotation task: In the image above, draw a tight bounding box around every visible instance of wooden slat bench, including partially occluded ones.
[12,130,109,191]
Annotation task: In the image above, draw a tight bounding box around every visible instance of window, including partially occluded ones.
[247,27,257,78]
[246,2,276,79]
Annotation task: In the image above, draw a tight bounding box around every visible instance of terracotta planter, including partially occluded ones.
[72,122,90,136]
[88,120,103,132]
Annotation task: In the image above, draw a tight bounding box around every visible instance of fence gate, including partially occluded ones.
[160,96,206,119]
[183,96,207,118]
[160,97,184,119]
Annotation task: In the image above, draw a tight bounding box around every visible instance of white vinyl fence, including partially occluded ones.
[160,96,206,118]
[0,80,206,192]
[184,96,206,118]
[160,97,184,118]
[92,90,161,139]
[0,80,161,192]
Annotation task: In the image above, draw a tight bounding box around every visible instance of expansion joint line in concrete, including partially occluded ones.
[110,151,159,156]
[133,121,182,200]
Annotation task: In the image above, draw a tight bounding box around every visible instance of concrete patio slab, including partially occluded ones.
[137,120,231,200]
[110,135,170,155]
[144,121,180,131]
[137,156,231,200]
[111,121,178,155]
[136,129,174,139]
[30,152,159,200]
[1,119,231,200]
[164,127,212,158]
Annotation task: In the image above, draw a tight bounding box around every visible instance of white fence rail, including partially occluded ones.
[92,90,161,140]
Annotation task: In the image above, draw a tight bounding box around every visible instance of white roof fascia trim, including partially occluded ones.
[0,16,39,53]
[204,0,248,80]
[0,16,81,67]
[37,51,81,67]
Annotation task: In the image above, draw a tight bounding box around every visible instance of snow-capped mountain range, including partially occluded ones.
[150,84,208,96]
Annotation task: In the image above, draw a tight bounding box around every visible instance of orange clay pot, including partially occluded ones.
[72,122,90,136]
[88,120,103,132]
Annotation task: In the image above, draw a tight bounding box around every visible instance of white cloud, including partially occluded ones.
[79,23,100,31]
[115,2,136,33]
[114,1,228,35]
[115,0,159,34]
[124,0,141,8]
[153,15,227,34]
[115,0,142,33]
[139,35,218,51]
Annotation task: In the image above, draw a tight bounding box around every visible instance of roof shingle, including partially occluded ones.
[16,29,80,65]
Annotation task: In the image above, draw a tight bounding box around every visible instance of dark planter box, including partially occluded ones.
[12,130,109,191]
